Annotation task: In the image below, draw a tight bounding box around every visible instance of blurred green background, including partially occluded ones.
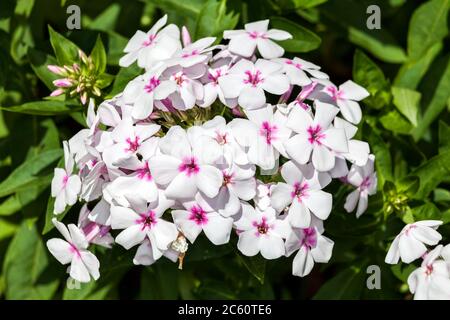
[0,0,449,299]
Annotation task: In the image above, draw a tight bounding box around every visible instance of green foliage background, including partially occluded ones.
[0,0,449,300]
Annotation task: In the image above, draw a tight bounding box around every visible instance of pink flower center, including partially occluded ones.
[142,34,157,47]
[215,131,228,145]
[307,125,325,145]
[244,70,263,86]
[179,156,200,176]
[125,136,140,153]
[137,210,157,230]
[69,243,81,258]
[286,59,302,70]
[208,69,223,84]
[291,181,309,201]
[253,217,270,236]
[62,175,69,186]
[189,205,208,225]
[259,121,278,145]
[144,76,161,93]
[360,176,371,190]
[300,227,317,250]
[136,161,152,181]
[222,172,234,186]
[326,86,344,102]
[425,264,434,276]
[172,72,187,86]
[181,49,199,58]
[247,31,268,39]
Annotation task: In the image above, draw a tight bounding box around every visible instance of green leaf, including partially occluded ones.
[412,56,450,141]
[0,148,61,198]
[366,127,392,187]
[108,64,141,98]
[409,149,450,199]
[90,35,107,74]
[380,110,413,134]
[411,202,442,221]
[270,17,321,53]
[88,4,121,32]
[394,42,442,90]
[352,49,391,109]
[348,27,407,64]
[48,25,80,65]
[3,222,59,299]
[439,120,450,151]
[0,218,17,241]
[28,49,59,90]
[1,100,80,115]
[195,0,239,41]
[236,253,266,284]
[407,0,449,61]
[139,264,179,299]
[391,263,416,283]
[434,188,450,203]
[313,265,365,299]
[391,87,421,126]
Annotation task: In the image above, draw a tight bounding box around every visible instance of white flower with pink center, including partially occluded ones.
[119,15,181,69]
[46,218,100,283]
[344,155,377,217]
[167,37,216,68]
[149,126,223,199]
[271,161,332,228]
[51,141,82,214]
[334,117,370,166]
[172,193,234,245]
[123,70,177,119]
[223,19,292,59]
[102,118,160,171]
[285,219,334,277]
[385,220,443,264]
[218,59,290,110]
[198,64,237,108]
[230,104,291,170]
[407,245,450,300]
[273,57,328,86]
[284,100,349,172]
[110,193,178,259]
[234,203,290,259]
[103,137,160,207]
[157,65,204,110]
[312,79,369,124]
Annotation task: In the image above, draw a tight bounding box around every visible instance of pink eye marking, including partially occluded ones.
[300,227,317,250]
[172,72,187,86]
[181,49,199,58]
[291,181,309,201]
[222,171,234,186]
[125,136,140,153]
[69,243,81,258]
[425,264,434,276]
[144,76,161,93]
[294,100,310,110]
[285,59,303,70]
[253,216,270,236]
[215,131,228,145]
[62,175,69,186]
[247,31,268,39]
[208,69,223,84]
[259,121,278,145]
[189,205,208,225]
[360,176,371,190]
[142,34,157,47]
[178,156,200,176]
[307,125,325,145]
[326,86,344,102]
[136,161,152,181]
[243,70,264,86]
[136,210,157,231]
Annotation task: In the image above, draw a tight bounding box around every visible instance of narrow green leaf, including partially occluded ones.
[195,0,239,41]
[1,100,80,115]
[48,25,79,65]
[0,149,61,197]
[407,0,449,61]
[270,17,321,53]
[90,35,107,74]
[88,4,121,32]
[391,87,421,126]
[28,49,59,90]
[3,222,59,299]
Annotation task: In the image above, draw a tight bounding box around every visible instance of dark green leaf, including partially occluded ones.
[1,100,80,115]
[48,25,80,65]
[90,35,107,74]
[270,17,321,53]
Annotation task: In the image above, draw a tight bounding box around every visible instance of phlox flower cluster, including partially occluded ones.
[47,16,376,283]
